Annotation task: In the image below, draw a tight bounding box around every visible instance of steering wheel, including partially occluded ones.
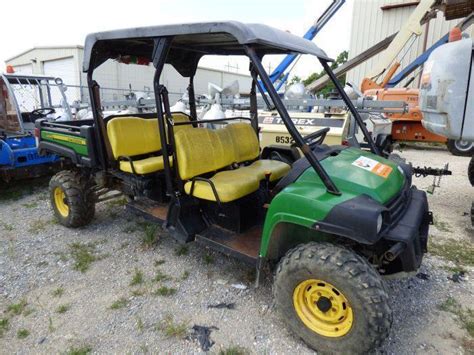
[30,108,56,119]
[303,127,330,148]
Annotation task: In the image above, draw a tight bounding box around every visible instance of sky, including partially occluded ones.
[0,0,354,81]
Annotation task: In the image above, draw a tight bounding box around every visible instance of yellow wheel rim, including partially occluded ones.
[293,279,353,337]
[53,187,69,217]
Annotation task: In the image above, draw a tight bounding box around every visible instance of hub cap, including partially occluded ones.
[54,187,69,217]
[293,279,353,337]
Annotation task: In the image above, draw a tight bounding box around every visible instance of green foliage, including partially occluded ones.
[66,346,92,355]
[52,287,65,297]
[109,297,129,310]
[219,346,249,355]
[174,245,189,256]
[69,243,97,273]
[288,75,301,85]
[0,318,9,337]
[7,299,27,315]
[152,286,176,297]
[303,50,348,97]
[17,328,30,339]
[156,315,187,338]
[438,297,474,337]
[56,304,70,314]
[130,269,144,286]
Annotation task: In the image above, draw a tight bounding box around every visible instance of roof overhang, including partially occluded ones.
[83,21,332,77]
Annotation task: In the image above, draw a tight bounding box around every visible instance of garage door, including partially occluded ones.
[43,57,80,103]
[12,64,33,74]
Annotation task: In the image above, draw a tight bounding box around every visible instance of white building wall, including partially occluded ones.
[6,47,252,105]
[347,0,474,88]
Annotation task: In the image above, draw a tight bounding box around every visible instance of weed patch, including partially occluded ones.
[438,297,474,337]
[429,239,474,266]
[175,245,188,256]
[66,346,92,355]
[109,297,129,310]
[56,304,70,314]
[17,328,29,339]
[0,318,9,337]
[155,315,187,338]
[7,299,27,315]
[69,243,98,273]
[130,269,144,286]
[152,286,176,297]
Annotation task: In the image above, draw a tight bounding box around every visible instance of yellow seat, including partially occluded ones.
[184,169,260,202]
[107,114,189,174]
[240,159,291,181]
[119,156,174,175]
[226,122,290,179]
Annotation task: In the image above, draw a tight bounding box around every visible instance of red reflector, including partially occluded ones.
[34,128,40,138]
[342,140,349,146]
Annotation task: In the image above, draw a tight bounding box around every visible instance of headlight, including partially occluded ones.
[376,214,383,233]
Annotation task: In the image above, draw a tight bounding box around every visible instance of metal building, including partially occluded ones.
[346,0,474,87]
[5,46,252,104]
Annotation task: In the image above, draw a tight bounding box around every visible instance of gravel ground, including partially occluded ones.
[0,146,473,354]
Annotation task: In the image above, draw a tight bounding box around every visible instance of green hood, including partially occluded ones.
[291,148,405,204]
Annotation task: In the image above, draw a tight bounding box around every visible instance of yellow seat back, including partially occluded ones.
[107,117,161,159]
[174,127,235,180]
[226,122,259,162]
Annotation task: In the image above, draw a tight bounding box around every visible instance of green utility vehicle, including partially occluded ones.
[37,22,431,353]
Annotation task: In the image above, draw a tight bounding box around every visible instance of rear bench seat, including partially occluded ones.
[174,122,290,202]
[107,114,190,174]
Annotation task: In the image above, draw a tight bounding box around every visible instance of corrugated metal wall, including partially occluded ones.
[346,0,473,88]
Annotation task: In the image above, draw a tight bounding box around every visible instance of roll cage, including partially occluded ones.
[83,21,379,196]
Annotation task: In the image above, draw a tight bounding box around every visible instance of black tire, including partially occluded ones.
[468,157,474,186]
[49,170,95,228]
[471,201,474,227]
[447,139,474,156]
[273,242,392,354]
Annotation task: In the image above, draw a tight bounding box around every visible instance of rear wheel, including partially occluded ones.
[273,242,392,354]
[447,139,474,156]
[49,170,95,228]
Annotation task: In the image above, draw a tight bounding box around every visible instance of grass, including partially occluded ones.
[66,346,92,355]
[48,316,55,333]
[153,270,171,282]
[106,197,127,208]
[0,177,49,202]
[203,253,215,265]
[130,269,144,286]
[141,224,159,249]
[429,239,474,266]
[0,221,14,231]
[433,218,453,233]
[22,201,38,208]
[7,299,27,315]
[154,259,166,266]
[174,245,189,256]
[438,297,474,337]
[17,328,30,339]
[131,289,146,297]
[56,304,70,314]
[136,317,144,332]
[156,315,187,338]
[180,270,190,281]
[0,318,9,337]
[442,265,469,274]
[28,219,48,233]
[69,243,97,273]
[219,346,249,355]
[152,286,176,297]
[109,297,129,310]
[52,287,65,297]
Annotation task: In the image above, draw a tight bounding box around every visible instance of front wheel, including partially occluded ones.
[49,170,95,228]
[273,242,392,354]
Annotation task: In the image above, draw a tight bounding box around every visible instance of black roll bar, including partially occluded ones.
[152,37,174,196]
[245,45,341,195]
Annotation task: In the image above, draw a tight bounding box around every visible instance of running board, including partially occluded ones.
[126,198,169,223]
[195,224,262,265]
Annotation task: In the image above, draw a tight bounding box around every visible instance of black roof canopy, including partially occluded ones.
[83,21,332,77]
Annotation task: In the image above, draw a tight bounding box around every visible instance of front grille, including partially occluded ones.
[385,180,411,224]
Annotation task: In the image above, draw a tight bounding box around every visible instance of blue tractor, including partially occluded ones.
[0,73,72,181]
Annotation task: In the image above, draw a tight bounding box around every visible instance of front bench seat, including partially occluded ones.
[226,122,290,181]
[175,128,259,202]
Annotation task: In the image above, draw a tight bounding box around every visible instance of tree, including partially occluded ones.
[288,75,302,85]
[303,50,348,97]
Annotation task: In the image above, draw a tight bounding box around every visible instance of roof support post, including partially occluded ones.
[187,76,197,121]
[152,37,174,196]
[245,45,340,195]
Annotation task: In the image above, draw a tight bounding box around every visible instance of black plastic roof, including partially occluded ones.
[83,21,332,77]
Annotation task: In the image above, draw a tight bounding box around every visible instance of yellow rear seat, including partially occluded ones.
[107,114,190,174]
[174,122,290,202]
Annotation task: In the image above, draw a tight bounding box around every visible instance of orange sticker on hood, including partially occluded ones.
[352,156,393,178]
